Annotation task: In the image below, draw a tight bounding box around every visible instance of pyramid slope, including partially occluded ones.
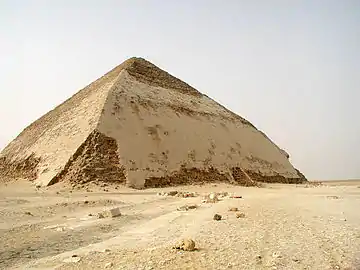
[0,58,306,187]
[0,60,127,186]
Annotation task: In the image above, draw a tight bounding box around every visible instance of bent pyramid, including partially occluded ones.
[0,57,306,188]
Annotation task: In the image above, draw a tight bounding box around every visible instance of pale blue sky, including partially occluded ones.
[0,0,359,180]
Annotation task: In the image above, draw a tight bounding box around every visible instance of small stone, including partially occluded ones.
[209,193,217,200]
[230,195,242,199]
[173,238,196,251]
[102,248,111,252]
[177,191,197,198]
[88,213,93,216]
[109,207,121,218]
[24,211,33,216]
[236,213,246,218]
[168,191,178,196]
[229,207,239,212]
[97,213,105,219]
[105,262,113,268]
[213,214,222,221]
[84,200,89,204]
[177,204,197,211]
[227,262,234,268]
[187,204,197,209]
[177,205,188,211]
[204,193,219,203]
[340,218,347,221]
[327,195,339,199]
[272,252,281,258]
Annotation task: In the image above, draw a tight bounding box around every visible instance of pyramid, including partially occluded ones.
[0,57,306,188]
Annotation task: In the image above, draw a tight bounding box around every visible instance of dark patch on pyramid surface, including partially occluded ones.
[0,57,307,188]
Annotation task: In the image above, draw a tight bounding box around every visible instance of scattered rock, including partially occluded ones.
[177,204,198,211]
[97,213,105,219]
[256,255,262,264]
[213,214,222,221]
[236,213,246,218]
[217,191,229,198]
[272,252,281,258]
[176,191,198,198]
[108,207,122,218]
[228,207,239,212]
[177,205,188,211]
[168,191,178,196]
[158,191,198,198]
[105,262,113,268]
[173,238,196,251]
[187,204,197,209]
[227,262,234,268]
[203,192,219,203]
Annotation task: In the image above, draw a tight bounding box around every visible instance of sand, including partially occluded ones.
[1,180,359,270]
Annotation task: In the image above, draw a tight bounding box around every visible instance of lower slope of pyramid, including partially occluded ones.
[49,130,126,186]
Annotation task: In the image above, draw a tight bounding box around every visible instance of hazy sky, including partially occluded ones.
[1,0,359,180]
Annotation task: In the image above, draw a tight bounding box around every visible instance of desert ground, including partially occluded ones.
[0,181,359,270]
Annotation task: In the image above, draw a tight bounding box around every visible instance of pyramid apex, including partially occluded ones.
[116,57,203,97]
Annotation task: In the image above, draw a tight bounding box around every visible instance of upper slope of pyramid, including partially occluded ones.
[0,57,306,187]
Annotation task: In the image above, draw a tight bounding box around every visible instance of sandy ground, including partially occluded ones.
[0,181,359,270]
